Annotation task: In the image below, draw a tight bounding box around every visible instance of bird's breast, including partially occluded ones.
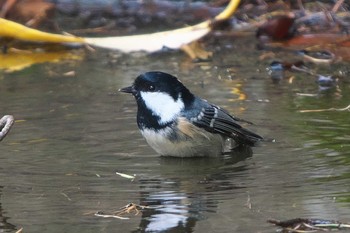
[140,123,227,157]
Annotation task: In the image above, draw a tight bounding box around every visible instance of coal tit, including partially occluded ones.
[119,71,263,157]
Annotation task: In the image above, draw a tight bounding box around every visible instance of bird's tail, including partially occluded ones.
[232,127,264,146]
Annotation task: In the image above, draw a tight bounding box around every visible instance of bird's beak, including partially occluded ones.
[119,85,136,94]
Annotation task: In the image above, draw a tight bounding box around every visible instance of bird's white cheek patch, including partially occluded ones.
[140,91,184,124]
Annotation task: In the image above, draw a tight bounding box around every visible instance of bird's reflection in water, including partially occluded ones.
[0,186,17,232]
[134,145,253,233]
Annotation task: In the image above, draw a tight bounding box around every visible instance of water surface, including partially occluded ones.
[1,36,350,232]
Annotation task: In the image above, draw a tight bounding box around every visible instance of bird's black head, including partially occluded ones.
[120,71,194,105]
[119,71,195,129]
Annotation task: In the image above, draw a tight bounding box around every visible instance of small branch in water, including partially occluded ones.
[0,115,14,141]
[245,191,252,209]
[61,192,72,201]
[94,212,130,220]
[268,218,350,232]
[299,104,350,113]
[94,202,162,220]
[115,171,136,181]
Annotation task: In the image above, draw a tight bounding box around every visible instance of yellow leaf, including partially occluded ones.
[85,0,240,52]
[214,0,241,21]
[85,21,211,52]
[0,0,240,53]
[0,18,85,44]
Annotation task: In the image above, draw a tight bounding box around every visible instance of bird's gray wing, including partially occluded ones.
[190,104,263,146]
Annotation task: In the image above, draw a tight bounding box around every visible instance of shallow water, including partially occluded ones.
[1,36,350,233]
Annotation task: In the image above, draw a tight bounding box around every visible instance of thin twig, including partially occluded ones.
[302,222,327,231]
[94,202,161,220]
[69,22,116,34]
[297,0,305,12]
[94,212,129,220]
[284,227,317,233]
[268,218,350,232]
[290,65,316,76]
[60,192,72,201]
[315,223,350,229]
[245,192,252,209]
[299,104,350,113]
[0,0,17,18]
[332,0,344,13]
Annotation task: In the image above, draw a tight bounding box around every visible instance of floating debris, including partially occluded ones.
[94,203,159,220]
[115,172,136,181]
[267,61,285,83]
[268,218,350,232]
[299,104,350,113]
[94,212,129,220]
[267,60,313,84]
[298,50,336,64]
[316,75,337,91]
[296,93,318,97]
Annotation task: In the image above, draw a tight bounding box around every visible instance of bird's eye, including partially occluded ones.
[148,85,155,92]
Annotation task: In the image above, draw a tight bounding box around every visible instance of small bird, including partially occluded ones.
[119,71,263,157]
